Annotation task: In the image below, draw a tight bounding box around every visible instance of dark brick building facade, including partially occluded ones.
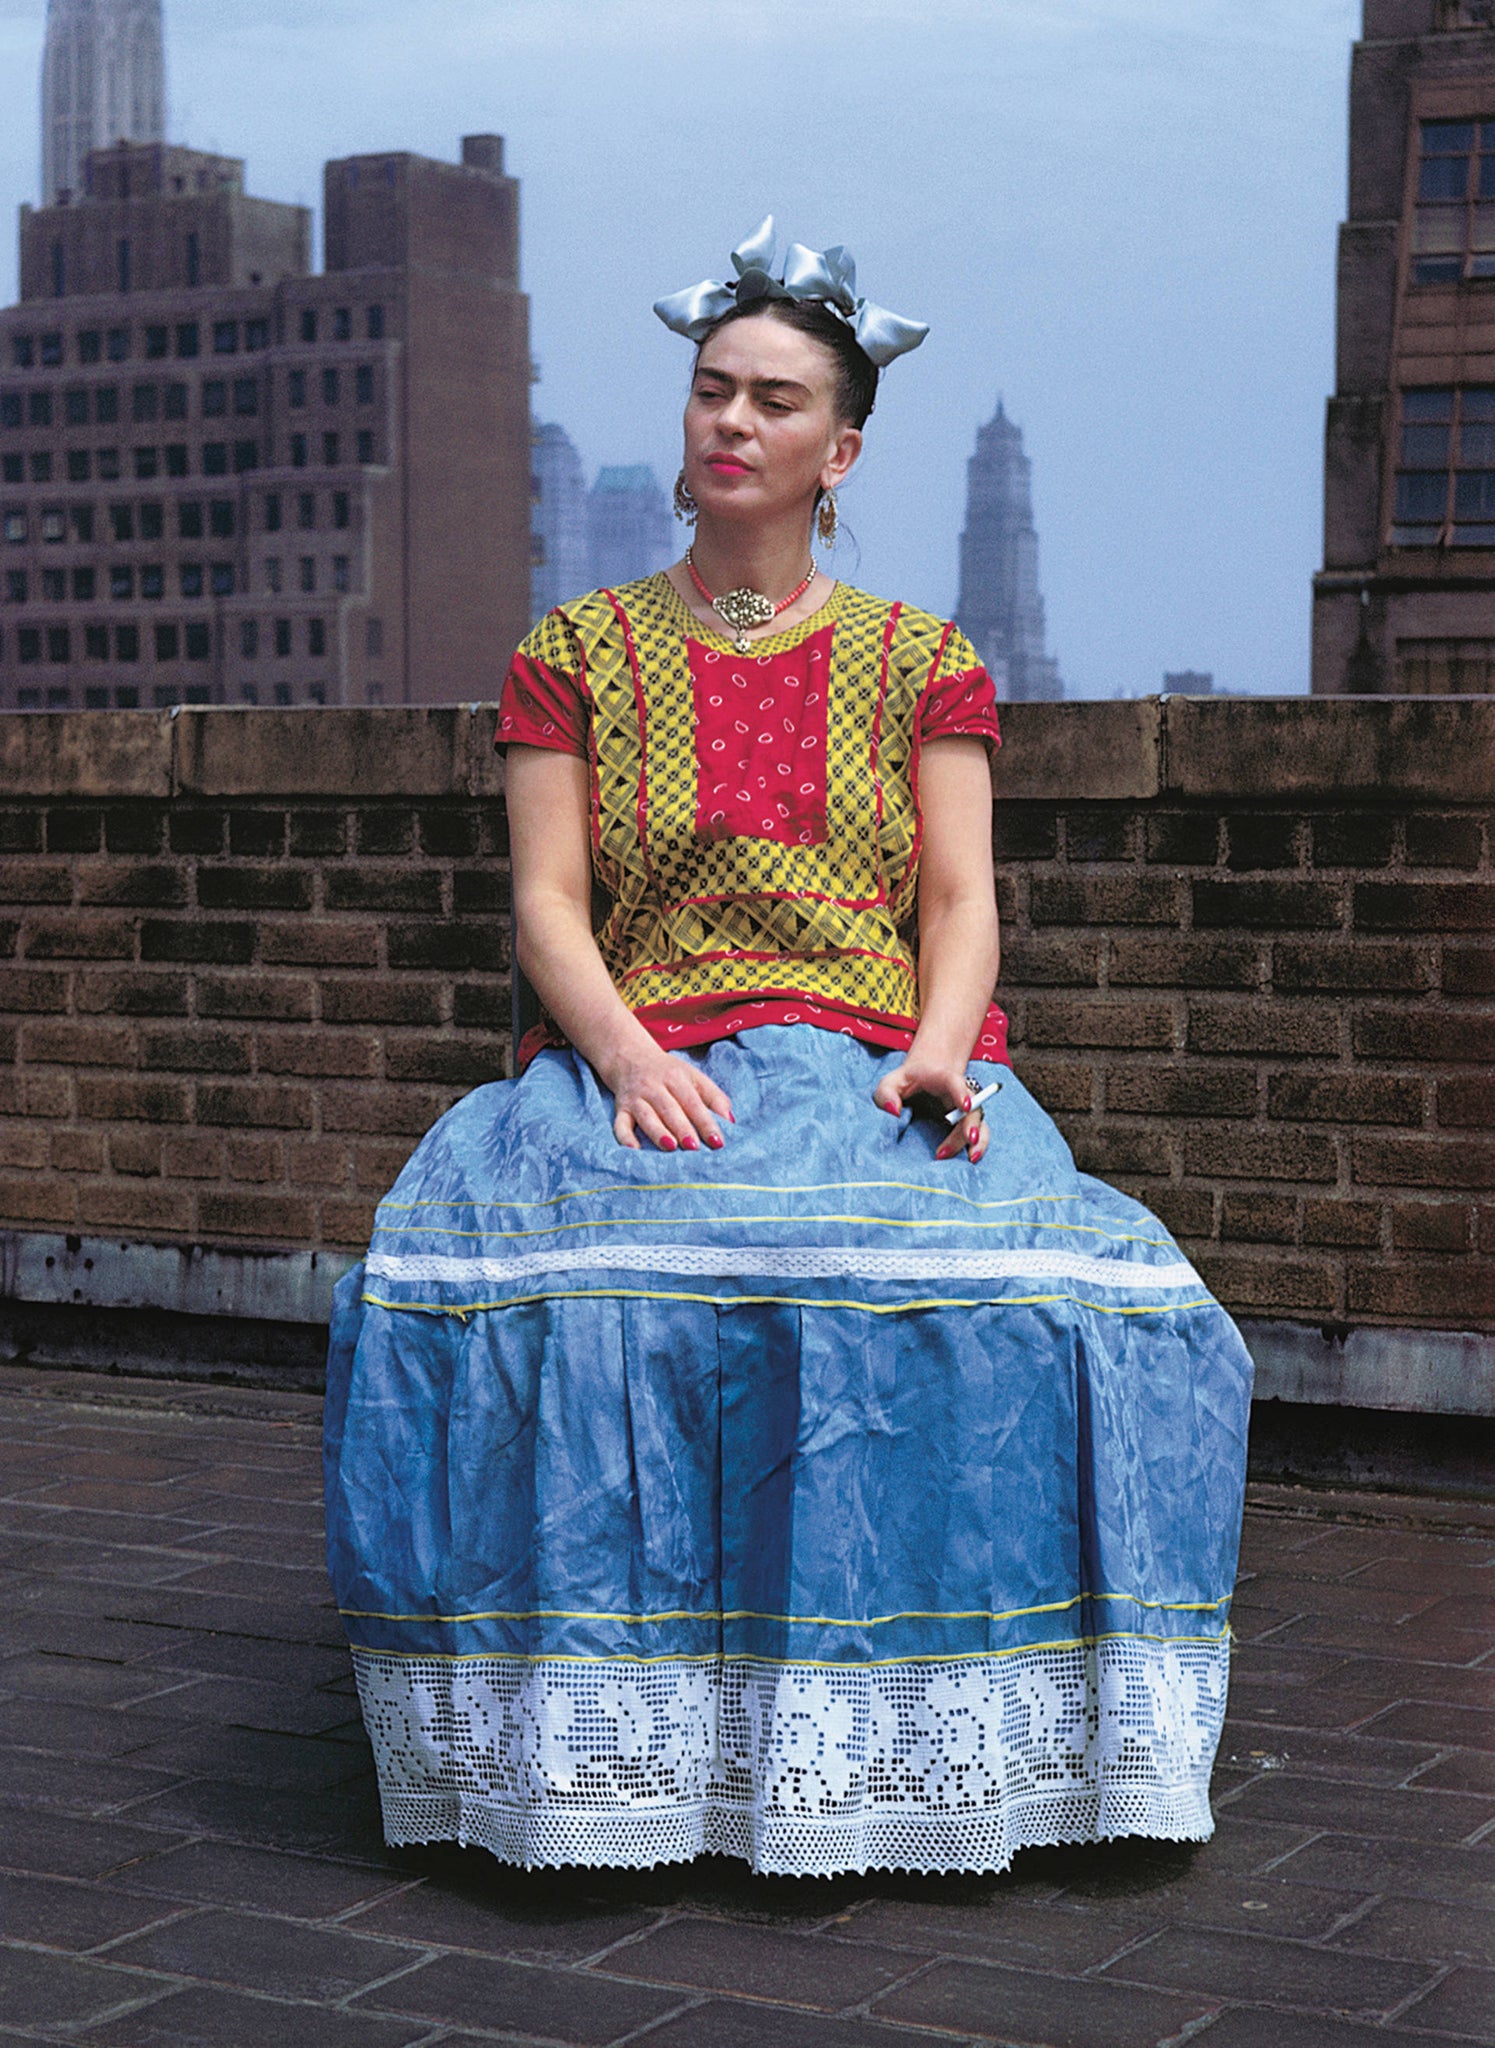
[0,135,531,713]
[1314,0,1495,694]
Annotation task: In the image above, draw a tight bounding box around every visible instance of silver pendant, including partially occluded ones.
[713,586,777,635]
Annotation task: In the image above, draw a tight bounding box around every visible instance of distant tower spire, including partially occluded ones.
[954,400,1063,703]
[42,0,166,206]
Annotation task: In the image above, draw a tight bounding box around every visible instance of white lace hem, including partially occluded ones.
[351,1636,1228,1877]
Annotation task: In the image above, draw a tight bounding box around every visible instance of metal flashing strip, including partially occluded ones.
[0,1231,358,1328]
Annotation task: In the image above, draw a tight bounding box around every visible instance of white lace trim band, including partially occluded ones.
[351,1637,1229,1877]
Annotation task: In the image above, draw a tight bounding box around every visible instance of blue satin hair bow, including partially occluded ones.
[653,216,929,369]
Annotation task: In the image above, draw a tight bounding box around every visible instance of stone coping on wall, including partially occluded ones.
[4,696,1494,803]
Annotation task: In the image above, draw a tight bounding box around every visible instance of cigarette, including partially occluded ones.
[946,1080,1003,1125]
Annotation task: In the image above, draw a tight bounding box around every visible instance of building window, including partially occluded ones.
[115,685,138,706]
[232,376,258,416]
[97,448,121,480]
[95,385,119,424]
[18,627,41,661]
[266,556,282,593]
[84,686,109,709]
[67,450,91,482]
[233,439,258,473]
[72,567,94,600]
[132,381,157,423]
[51,241,65,299]
[115,624,139,662]
[300,309,317,343]
[323,432,340,465]
[209,499,235,539]
[109,503,134,542]
[203,442,228,476]
[79,329,102,364]
[355,364,374,404]
[141,565,164,599]
[210,562,235,596]
[12,337,33,368]
[308,618,327,657]
[163,382,187,420]
[213,321,239,355]
[290,433,308,468]
[139,502,164,540]
[3,511,26,543]
[333,307,352,341]
[30,452,53,482]
[165,444,188,477]
[322,367,340,406]
[28,391,52,427]
[287,368,307,409]
[356,430,375,464]
[42,567,65,601]
[16,688,42,706]
[186,232,201,287]
[117,239,132,293]
[64,386,88,424]
[1412,119,1495,284]
[40,509,65,542]
[1392,386,1495,545]
[0,393,19,427]
[154,621,179,660]
[245,318,269,352]
[110,565,135,600]
[333,490,350,528]
[307,681,326,705]
[178,501,203,539]
[367,304,385,340]
[203,380,227,418]
[240,619,259,659]
[70,505,93,541]
[265,492,282,533]
[176,322,200,359]
[365,618,383,659]
[1,456,19,483]
[144,325,167,361]
[274,618,291,656]
[107,326,129,362]
[274,681,292,705]
[241,683,259,703]
[180,563,204,597]
[185,622,211,660]
[47,625,71,662]
[4,570,25,601]
[333,554,350,591]
[84,624,108,659]
[298,491,316,530]
[153,684,182,706]
[299,555,316,593]
[134,448,158,480]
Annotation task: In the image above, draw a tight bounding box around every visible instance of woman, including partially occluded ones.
[325,221,1253,1879]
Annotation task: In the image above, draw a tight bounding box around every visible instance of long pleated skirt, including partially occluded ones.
[324,1024,1253,1877]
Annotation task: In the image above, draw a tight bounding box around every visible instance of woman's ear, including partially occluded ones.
[822,423,863,492]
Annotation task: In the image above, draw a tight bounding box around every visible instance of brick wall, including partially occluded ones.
[1,698,1492,1334]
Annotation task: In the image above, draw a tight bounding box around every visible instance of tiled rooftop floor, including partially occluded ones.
[0,1362,1491,2048]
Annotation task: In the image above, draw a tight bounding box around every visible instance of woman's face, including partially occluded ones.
[683,313,862,529]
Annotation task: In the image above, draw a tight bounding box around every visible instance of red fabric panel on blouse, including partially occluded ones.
[496,653,588,755]
[517,999,1010,1074]
[689,627,832,847]
[920,666,1002,751]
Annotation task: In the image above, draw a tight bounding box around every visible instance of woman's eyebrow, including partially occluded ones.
[693,369,812,399]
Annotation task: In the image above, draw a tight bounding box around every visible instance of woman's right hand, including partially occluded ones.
[602,1045,734,1153]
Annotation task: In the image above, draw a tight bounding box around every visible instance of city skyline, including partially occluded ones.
[41,0,165,207]
[0,1,1358,697]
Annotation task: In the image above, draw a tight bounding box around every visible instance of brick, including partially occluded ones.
[287,808,347,856]
[0,917,17,958]
[384,1036,506,1086]
[162,1132,224,1178]
[479,812,510,857]
[1439,1075,1495,1127]
[1065,808,1135,861]
[196,974,315,1022]
[76,864,188,909]
[44,806,102,853]
[321,978,446,1026]
[324,869,448,917]
[1070,1126,1174,1176]
[1401,1971,1495,2040]
[167,807,225,854]
[418,807,480,857]
[1103,1924,1434,2022]
[354,1141,416,1189]
[1357,882,1495,932]
[1348,1260,1495,1318]
[1221,1192,1299,1243]
[227,809,288,856]
[140,919,254,965]
[109,1131,163,1178]
[874,1960,1212,2045]
[1031,873,1182,926]
[261,921,379,967]
[0,1125,48,1169]
[0,810,43,852]
[198,867,314,912]
[1355,1010,1495,1063]
[77,1181,193,1233]
[20,1070,71,1115]
[0,968,69,1012]
[1406,814,1483,868]
[226,1137,285,1183]
[23,913,135,960]
[387,922,507,972]
[286,1139,352,1187]
[0,1174,76,1223]
[198,1082,314,1131]
[319,1198,379,1245]
[1273,940,1432,994]
[140,1029,252,1075]
[1027,999,1174,1050]
[0,862,72,904]
[103,804,167,854]
[1391,1202,1472,1252]
[257,1031,379,1078]
[321,1087,448,1137]
[1226,812,1303,870]
[1109,934,1259,989]
[199,1191,315,1240]
[1184,1127,1338,1181]
[51,1129,106,1172]
[1013,1059,1093,1113]
[607,1917,923,2011]
[1188,1001,1339,1057]
[22,1021,135,1067]
[451,983,511,1030]
[1303,1198,1382,1248]
[452,870,508,914]
[74,1075,190,1124]
[355,1951,681,2040]
[1314,811,1396,867]
[1267,1072,1424,1124]
[991,802,1059,861]
[73,969,189,1017]
[1444,944,1495,995]
[1198,1252,1339,1312]
[1148,1185,1215,1237]
[1105,1065,1256,1116]
[106,1906,424,2002]
[1146,812,1219,865]
[1355,1134,1495,1189]
[1194,879,1342,928]
[354,807,416,855]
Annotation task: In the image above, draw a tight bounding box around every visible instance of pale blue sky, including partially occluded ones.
[0,0,1360,695]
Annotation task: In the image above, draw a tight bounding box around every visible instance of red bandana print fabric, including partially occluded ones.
[689,627,832,847]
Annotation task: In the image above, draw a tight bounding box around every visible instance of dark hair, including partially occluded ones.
[697,295,879,428]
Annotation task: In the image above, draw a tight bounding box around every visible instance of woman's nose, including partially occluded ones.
[717,392,751,433]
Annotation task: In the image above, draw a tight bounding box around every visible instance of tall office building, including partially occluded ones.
[1313,0,1495,694]
[0,134,532,709]
[530,420,589,620]
[588,465,673,589]
[42,0,166,207]
[954,401,1063,702]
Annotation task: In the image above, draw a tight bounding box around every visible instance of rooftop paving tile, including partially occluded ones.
[81,1983,433,2047]
[103,1905,427,2002]
[870,1956,1217,2045]
[108,1838,409,1918]
[0,1870,186,1951]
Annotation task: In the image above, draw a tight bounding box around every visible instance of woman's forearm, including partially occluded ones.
[515,890,658,1092]
[909,893,1001,1070]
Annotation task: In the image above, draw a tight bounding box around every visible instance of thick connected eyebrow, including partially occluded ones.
[693,367,814,401]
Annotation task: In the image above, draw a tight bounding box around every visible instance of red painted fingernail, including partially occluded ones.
[707,1132,724,1149]
[659,1135,677,1151]
[727,1112,736,1124]
[682,1135,699,1151]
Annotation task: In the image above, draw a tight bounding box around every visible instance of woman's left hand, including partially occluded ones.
[873,1058,989,1165]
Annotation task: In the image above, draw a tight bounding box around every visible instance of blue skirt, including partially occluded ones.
[324,1025,1253,1876]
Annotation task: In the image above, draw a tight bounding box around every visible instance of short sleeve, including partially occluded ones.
[919,625,1001,756]
[496,610,589,757]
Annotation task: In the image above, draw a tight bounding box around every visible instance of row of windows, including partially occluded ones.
[1,489,353,547]
[13,684,327,707]
[1392,387,1495,545]
[4,553,355,602]
[1413,119,1495,284]
[0,364,378,430]
[5,616,333,664]
[1,430,376,488]
[7,306,385,370]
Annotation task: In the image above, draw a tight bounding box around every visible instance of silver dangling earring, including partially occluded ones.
[816,488,839,548]
[673,469,698,524]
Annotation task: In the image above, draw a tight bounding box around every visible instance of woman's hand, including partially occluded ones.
[602,1043,734,1153]
[874,1058,989,1165]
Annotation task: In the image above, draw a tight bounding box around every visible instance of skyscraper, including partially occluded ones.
[1313,1,1495,694]
[42,0,166,207]
[954,401,1062,702]
[530,421,589,620]
[587,464,673,589]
